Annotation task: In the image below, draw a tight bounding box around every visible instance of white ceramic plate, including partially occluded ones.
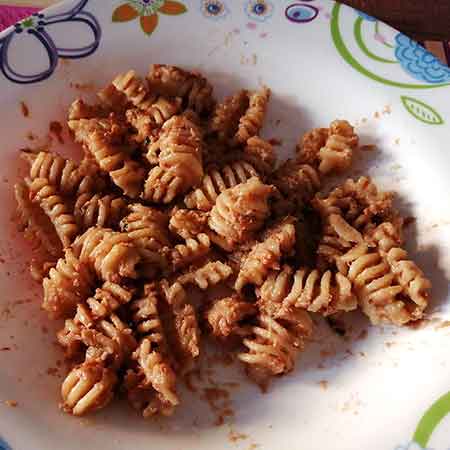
[1,1,450,449]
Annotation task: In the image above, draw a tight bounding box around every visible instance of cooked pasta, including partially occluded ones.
[235,217,296,292]
[257,265,357,317]
[15,182,62,258]
[147,64,215,116]
[234,87,271,145]
[28,177,79,248]
[74,193,127,231]
[238,313,311,379]
[22,150,101,196]
[178,260,233,290]
[14,64,432,418]
[208,177,274,246]
[209,90,249,142]
[69,117,145,198]
[205,296,256,339]
[184,160,259,211]
[43,248,95,319]
[73,227,141,282]
[61,361,117,416]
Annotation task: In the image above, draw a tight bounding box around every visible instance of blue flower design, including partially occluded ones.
[244,0,274,23]
[0,0,101,84]
[395,33,450,84]
[356,10,377,22]
[200,0,229,20]
[0,437,11,450]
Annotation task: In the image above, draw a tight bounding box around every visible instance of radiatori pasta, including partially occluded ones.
[14,64,431,418]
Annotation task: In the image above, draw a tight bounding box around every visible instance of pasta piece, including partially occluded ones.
[74,193,127,230]
[22,150,100,196]
[178,261,233,290]
[132,339,179,410]
[257,265,357,317]
[147,64,215,115]
[171,233,211,271]
[125,98,181,143]
[317,214,364,270]
[73,227,141,282]
[238,313,311,379]
[313,176,398,233]
[112,70,157,111]
[28,178,78,248]
[184,160,259,211]
[73,281,134,325]
[209,90,249,142]
[205,295,256,338]
[234,86,271,145]
[123,369,175,418]
[160,280,200,368]
[296,127,329,166]
[243,136,276,176]
[235,217,296,292]
[120,204,169,251]
[14,182,62,258]
[57,318,84,357]
[43,249,95,319]
[130,283,166,347]
[318,120,359,174]
[68,117,145,198]
[81,313,137,369]
[169,209,208,239]
[143,116,203,203]
[61,361,117,416]
[369,222,430,309]
[272,160,321,209]
[208,177,274,247]
[337,236,428,325]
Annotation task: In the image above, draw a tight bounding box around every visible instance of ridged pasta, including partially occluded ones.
[74,281,134,326]
[61,361,117,416]
[169,209,208,239]
[318,120,359,174]
[235,217,296,292]
[337,226,430,326]
[296,127,329,166]
[74,193,127,231]
[73,227,141,282]
[209,90,249,142]
[178,260,233,290]
[132,339,179,411]
[238,313,311,378]
[143,166,184,204]
[257,265,357,317]
[170,233,211,270]
[68,117,145,198]
[43,248,95,319]
[272,160,321,208]
[234,87,271,145]
[112,70,157,112]
[160,280,200,367]
[22,150,100,196]
[184,160,259,211]
[28,178,78,248]
[208,177,274,246]
[147,64,215,116]
[243,136,276,176]
[205,295,256,338]
[14,182,62,258]
[120,204,169,252]
[313,176,397,233]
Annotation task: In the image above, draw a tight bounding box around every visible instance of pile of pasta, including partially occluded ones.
[14,64,431,418]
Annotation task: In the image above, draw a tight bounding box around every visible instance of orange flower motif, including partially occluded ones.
[112,0,187,35]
